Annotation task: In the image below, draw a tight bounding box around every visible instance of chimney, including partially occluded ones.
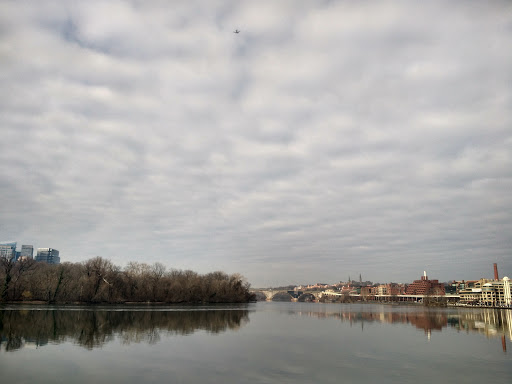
[494,263,499,280]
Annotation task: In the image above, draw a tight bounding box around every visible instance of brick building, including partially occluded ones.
[405,272,445,295]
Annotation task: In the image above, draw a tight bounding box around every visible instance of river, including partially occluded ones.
[1,302,511,383]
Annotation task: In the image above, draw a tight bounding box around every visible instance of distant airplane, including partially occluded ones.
[234,29,240,34]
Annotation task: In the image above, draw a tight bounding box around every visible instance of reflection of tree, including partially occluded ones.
[0,308,250,352]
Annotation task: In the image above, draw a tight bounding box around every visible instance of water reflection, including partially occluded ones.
[0,306,250,352]
[2,305,511,354]
[294,306,512,350]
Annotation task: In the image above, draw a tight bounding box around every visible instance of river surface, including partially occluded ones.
[1,302,511,383]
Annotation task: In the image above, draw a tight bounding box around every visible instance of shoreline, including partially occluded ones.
[262,299,512,310]
[3,300,511,310]
[0,300,255,306]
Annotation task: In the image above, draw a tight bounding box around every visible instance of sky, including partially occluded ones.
[1,1,511,287]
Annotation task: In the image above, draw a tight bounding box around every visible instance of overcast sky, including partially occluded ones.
[1,1,511,287]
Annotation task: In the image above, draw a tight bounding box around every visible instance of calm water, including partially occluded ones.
[1,303,511,383]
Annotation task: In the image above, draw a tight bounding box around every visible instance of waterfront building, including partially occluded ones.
[459,277,512,307]
[504,277,511,306]
[376,283,406,296]
[371,286,379,295]
[405,271,445,295]
[458,280,485,304]
[360,286,373,298]
[482,282,502,306]
[452,280,479,293]
[35,248,60,264]
[391,283,406,295]
[377,284,388,295]
[457,264,511,307]
[445,282,458,294]
[0,241,17,261]
[20,245,34,259]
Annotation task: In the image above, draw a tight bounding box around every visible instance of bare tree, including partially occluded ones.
[2,256,254,304]
[82,257,119,302]
[0,253,16,302]
[10,258,37,300]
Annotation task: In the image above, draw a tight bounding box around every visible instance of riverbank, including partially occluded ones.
[1,299,256,306]
[265,299,512,310]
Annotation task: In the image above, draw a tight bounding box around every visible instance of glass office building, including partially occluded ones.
[0,242,17,261]
[35,248,60,264]
[20,245,34,259]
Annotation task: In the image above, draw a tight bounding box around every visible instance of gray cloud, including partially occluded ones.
[1,1,511,286]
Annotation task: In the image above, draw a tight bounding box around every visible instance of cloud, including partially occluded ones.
[1,1,511,286]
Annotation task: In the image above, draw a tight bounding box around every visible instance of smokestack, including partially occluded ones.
[494,263,499,280]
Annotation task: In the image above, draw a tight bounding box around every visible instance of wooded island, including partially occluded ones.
[0,256,255,304]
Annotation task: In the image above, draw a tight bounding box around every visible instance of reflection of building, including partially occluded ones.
[298,307,512,351]
[454,308,512,351]
[407,312,447,333]
[406,271,445,295]
[35,248,60,264]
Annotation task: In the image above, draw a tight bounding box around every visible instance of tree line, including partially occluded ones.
[0,256,255,304]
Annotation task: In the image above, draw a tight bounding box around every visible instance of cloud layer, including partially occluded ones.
[1,1,511,286]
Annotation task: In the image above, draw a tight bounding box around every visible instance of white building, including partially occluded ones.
[460,277,511,307]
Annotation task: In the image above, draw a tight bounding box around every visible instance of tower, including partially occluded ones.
[0,241,17,260]
[35,248,60,264]
[21,245,34,259]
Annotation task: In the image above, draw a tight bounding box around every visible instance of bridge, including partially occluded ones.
[251,289,322,301]
[251,289,460,303]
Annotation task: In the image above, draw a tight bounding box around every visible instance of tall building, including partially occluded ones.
[0,241,17,261]
[20,245,34,259]
[35,248,60,264]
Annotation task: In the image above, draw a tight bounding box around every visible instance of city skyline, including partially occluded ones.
[3,238,509,288]
[1,1,511,287]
